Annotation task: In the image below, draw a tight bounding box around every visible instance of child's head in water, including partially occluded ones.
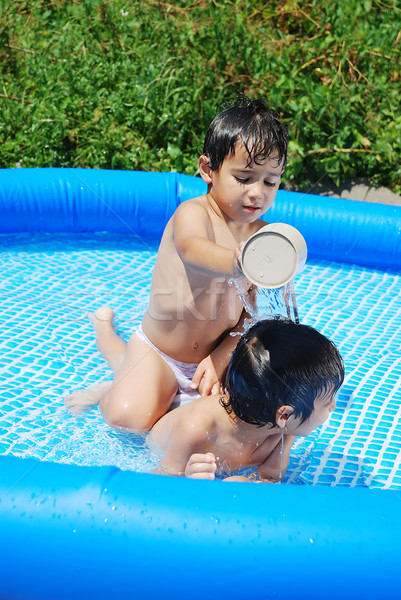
[202,94,289,172]
[221,318,344,434]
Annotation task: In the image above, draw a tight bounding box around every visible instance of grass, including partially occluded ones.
[0,0,400,192]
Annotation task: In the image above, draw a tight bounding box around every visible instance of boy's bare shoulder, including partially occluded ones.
[175,194,209,215]
[154,398,220,476]
[174,396,218,439]
[159,397,219,460]
[172,195,213,239]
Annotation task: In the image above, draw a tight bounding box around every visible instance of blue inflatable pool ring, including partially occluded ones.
[0,168,400,600]
[1,168,400,269]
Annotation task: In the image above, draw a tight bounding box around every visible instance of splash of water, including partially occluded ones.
[231,278,299,330]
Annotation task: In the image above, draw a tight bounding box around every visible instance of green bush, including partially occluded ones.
[1,0,400,191]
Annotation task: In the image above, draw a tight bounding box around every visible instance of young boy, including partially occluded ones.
[150,318,344,482]
[66,96,289,431]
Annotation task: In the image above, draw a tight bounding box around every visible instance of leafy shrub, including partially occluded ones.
[0,0,400,191]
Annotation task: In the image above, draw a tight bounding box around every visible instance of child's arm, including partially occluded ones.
[191,308,249,396]
[223,436,295,483]
[173,201,242,277]
[257,434,295,483]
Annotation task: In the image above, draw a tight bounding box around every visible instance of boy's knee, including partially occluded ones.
[99,394,156,432]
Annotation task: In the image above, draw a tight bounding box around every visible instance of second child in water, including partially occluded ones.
[66,96,289,431]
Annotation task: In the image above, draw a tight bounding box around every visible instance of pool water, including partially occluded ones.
[0,232,400,488]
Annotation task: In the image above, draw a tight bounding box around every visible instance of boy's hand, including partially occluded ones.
[191,355,221,396]
[185,453,217,479]
[233,241,246,277]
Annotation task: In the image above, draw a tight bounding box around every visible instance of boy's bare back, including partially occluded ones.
[150,393,287,478]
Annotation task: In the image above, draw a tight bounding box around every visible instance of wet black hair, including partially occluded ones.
[203,94,289,171]
[221,318,344,427]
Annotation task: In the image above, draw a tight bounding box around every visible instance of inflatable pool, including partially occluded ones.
[0,168,400,599]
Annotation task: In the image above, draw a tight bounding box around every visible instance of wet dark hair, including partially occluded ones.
[203,94,289,171]
[221,318,344,427]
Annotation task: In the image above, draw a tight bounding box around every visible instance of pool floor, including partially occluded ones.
[0,232,400,489]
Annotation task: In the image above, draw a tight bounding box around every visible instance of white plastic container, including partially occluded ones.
[240,223,307,288]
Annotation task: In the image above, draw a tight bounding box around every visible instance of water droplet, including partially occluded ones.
[309,538,314,544]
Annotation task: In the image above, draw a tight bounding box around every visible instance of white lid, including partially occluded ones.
[241,230,300,288]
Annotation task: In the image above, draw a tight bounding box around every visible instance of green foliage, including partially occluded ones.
[0,0,400,191]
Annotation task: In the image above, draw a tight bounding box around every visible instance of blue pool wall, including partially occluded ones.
[1,453,400,600]
[1,167,400,269]
[0,168,401,600]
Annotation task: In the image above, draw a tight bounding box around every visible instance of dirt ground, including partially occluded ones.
[286,178,401,206]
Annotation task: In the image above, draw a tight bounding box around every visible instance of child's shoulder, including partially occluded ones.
[173,194,211,229]
[175,395,219,438]
[175,194,209,214]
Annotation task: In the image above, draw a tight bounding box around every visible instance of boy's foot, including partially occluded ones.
[87,306,127,373]
[87,305,115,332]
[64,381,112,414]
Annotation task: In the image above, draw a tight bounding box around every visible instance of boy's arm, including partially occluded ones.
[173,201,242,277]
[223,435,295,483]
[191,307,249,395]
[170,433,295,484]
[257,434,296,482]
